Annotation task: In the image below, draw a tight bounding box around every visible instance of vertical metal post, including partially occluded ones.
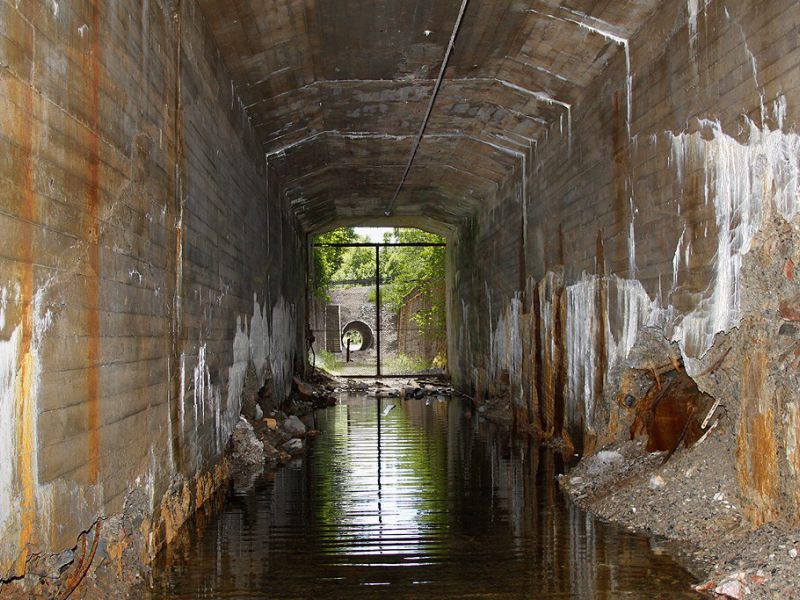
[375,244,382,377]
[376,398,383,523]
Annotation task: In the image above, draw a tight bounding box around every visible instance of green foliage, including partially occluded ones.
[331,242,374,281]
[313,349,337,373]
[312,227,358,299]
[328,229,445,289]
[343,330,363,349]
[315,227,447,364]
[380,229,446,347]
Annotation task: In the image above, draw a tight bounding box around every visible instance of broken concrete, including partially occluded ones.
[282,416,307,439]
[231,417,265,471]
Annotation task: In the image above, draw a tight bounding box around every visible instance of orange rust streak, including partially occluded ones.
[737,351,779,526]
[13,68,37,573]
[86,0,102,484]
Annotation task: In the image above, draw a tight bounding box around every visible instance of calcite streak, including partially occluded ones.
[669,107,800,365]
[179,294,296,474]
[0,285,55,577]
[489,295,523,402]
[565,277,598,433]
[0,321,22,537]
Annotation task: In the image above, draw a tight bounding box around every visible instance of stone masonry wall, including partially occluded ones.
[0,0,305,580]
[329,285,398,355]
[449,0,800,525]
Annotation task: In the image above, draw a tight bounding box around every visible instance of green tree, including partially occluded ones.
[331,238,374,281]
[380,229,446,349]
[312,227,358,299]
[314,228,447,361]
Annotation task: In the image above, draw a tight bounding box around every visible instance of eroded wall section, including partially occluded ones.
[449,0,800,525]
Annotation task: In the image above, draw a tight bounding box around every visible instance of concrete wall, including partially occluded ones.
[449,0,800,524]
[0,0,305,578]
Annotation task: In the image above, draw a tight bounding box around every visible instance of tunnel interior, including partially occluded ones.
[1,0,799,594]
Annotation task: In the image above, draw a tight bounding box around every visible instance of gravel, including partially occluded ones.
[560,429,800,598]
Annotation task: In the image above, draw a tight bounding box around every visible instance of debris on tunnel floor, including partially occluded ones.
[560,429,800,599]
[236,375,331,479]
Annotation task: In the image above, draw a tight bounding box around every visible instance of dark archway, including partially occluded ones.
[341,320,374,351]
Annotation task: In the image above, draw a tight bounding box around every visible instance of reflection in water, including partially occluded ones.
[149,395,700,599]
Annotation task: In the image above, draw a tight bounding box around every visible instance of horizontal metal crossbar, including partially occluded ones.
[313,242,446,247]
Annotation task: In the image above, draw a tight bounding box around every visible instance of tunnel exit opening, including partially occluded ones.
[342,320,373,352]
[310,228,447,378]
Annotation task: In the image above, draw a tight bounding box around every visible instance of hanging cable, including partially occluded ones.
[383,0,471,216]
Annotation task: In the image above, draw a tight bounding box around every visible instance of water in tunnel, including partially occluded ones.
[1,0,800,597]
[147,394,700,599]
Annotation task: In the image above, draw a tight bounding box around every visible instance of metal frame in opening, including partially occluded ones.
[312,241,447,378]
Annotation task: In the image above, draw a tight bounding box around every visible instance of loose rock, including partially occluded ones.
[779,294,800,321]
[283,415,307,437]
[231,417,265,469]
[263,442,280,464]
[282,438,304,455]
[715,577,746,599]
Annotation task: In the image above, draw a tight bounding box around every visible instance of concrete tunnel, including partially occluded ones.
[341,321,374,352]
[1,0,800,596]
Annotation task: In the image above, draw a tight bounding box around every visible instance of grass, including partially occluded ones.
[382,353,432,374]
[311,349,437,376]
[313,349,338,373]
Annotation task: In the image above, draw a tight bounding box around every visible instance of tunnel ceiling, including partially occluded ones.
[197,0,661,231]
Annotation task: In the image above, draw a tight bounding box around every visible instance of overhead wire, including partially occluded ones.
[383,0,471,216]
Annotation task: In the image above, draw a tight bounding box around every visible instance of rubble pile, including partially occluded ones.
[229,374,333,480]
[560,429,800,598]
[231,371,460,481]
[329,377,455,399]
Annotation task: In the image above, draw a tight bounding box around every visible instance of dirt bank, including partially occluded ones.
[560,429,800,599]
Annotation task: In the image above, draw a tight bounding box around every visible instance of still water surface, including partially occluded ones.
[149,394,701,599]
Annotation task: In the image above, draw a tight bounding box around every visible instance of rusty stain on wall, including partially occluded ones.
[13,65,38,576]
[737,350,779,526]
[149,460,229,558]
[536,273,563,438]
[85,0,102,485]
[630,369,709,453]
[1,0,306,588]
